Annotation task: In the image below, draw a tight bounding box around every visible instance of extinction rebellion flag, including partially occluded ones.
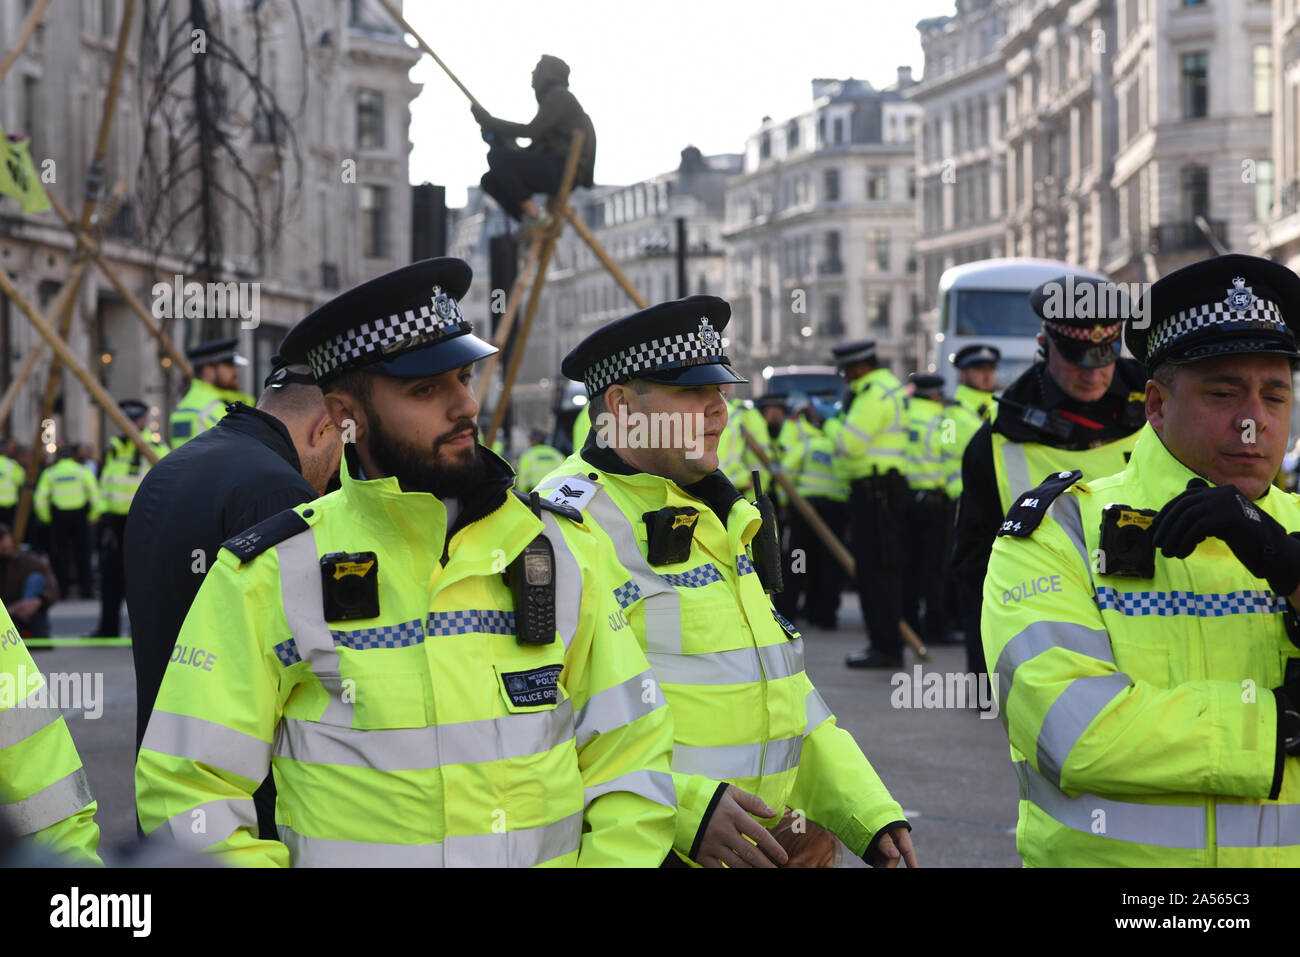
[0,123,49,214]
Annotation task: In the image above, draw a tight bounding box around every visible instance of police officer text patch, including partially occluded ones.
[997,469,1083,538]
[500,665,562,708]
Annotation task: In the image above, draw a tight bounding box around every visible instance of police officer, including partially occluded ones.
[717,394,768,495]
[0,601,101,863]
[946,344,1001,498]
[953,279,1146,678]
[824,340,909,669]
[535,296,916,868]
[135,258,676,867]
[903,374,957,645]
[984,253,1300,866]
[90,400,169,638]
[33,445,99,600]
[0,440,23,530]
[169,337,256,448]
[514,428,564,493]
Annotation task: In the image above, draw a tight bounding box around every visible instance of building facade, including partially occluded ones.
[723,74,922,374]
[0,0,420,452]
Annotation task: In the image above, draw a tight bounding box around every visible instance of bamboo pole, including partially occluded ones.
[474,229,545,406]
[739,425,931,661]
[376,0,482,109]
[0,0,54,86]
[486,132,583,443]
[559,206,648,309]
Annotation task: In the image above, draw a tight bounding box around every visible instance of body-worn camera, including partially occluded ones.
[320,551,381,621]
[643,507,698,566]
[1098,504,1157,578]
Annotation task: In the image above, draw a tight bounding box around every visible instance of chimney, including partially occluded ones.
[897,65,914,88]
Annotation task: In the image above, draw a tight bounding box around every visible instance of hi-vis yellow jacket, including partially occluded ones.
[136,448,676,867]
[825,368,908,481]
[34,457,99,523]
[944,385,995,499]
[718,399,769,495]
[984,424,1300,866]
[169,379,253,448]
[0,607,101,864]
[535,450,907,864]
[990,429,1140,519]
[92,434,170,520]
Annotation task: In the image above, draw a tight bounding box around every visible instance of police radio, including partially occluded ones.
[750,470,784,595]
[507,492,557,645]
[1098,504,1157,579]
[320,551,381,621]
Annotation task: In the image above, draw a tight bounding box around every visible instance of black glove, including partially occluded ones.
[1275,660,1300,756]
[1150,478,1300,596]
[470,103,489,126]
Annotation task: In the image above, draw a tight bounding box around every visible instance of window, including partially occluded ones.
[870,230,890,271]
[1179,164,1209,220]
[868,291,891,330]
[361,185,388,258]
[822,294,845,336]
[907,170,916,200]
[101,0,115,35]
[357,90,385,149]
[786,120,800,151]
[22,75,38,149]
[1255,159,1274,223]
[823,231,842,273]
[833,116,844,145]
[759,132,771,160]
[1180,51,1208,119]
[824,168,840,202]
[252,107,280,145]
[866,167,889,200]
[1254,45,1273,115]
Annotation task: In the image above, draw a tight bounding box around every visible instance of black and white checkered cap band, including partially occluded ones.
[1148,298,1286,359]
[583,332,727,394]
[305,298,466,379]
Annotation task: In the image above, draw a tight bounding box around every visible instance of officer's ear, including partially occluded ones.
[606,382,634,418]
[323,391,366,444]
[1145,378,1168,432]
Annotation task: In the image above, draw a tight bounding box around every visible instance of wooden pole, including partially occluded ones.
[738,425,931,661]
[0,0,54,86]
[46,190,194,378]
[376,0,483,109]
[486,132,583,443]
[13,0,138,543]
[474,229,545,406]
[0,342,44,430]
[559,206,649,309]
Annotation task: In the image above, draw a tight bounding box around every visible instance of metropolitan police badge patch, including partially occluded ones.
[500,664,562,708]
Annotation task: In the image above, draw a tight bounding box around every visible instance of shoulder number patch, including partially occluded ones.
[997,469,1083,538]
[221,508,310,563]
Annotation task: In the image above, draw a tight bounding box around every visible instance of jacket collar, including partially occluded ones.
[849,367,896,396]
[1125,422,1288,508]
[954,384,993,416]
[581,432,744,525]
[217,402,302,474]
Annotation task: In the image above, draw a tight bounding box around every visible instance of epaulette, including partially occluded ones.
[221,508,311,563]
[513,489,581,523]
[997,469,1083,538]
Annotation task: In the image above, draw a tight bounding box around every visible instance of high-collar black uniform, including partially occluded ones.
[952,358,1148,675]
[124,403,317,839]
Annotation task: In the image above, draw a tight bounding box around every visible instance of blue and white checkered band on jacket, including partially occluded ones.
[1148,296,1286,359]
[583,327,728,395]
[305,290,467,379]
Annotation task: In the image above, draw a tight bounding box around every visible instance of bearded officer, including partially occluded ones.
[533,296,916,868]
[983,254,1300,866]
[954,278,1147,679]
[135,257,676,867]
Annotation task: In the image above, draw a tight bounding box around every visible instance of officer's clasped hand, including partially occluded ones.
[1150,478,1300,596]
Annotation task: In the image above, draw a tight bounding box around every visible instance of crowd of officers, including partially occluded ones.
[13,249,1300,868]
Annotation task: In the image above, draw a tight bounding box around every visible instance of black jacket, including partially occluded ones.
[951,358,1148,659]
[124,403,315,838]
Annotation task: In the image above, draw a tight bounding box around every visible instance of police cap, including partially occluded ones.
[118,399,149,421]
[755,393,788,410]
[561,295,747,396]
[279,257,495,386]
[910,373,944,396]
[953,344,1001,368]
[1127,254,1300,370]
[1029,274,1128,369]
[831,339,876,367]
[187,337,248,369]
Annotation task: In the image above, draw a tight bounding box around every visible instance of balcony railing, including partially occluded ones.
[1148,219,1225,253]
[818,260,844,275]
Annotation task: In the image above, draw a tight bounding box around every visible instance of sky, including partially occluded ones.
[402,0,932,208]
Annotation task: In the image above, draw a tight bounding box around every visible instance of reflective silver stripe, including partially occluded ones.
[583,768,676,809]
[1001,441,1031,507]
[141,710,272,782]
[539,511,580,651]
[647,639,804,687]
[1014,760,1205,849]
[805,686,833,731]
[276,700,574,770]
[278,528,354,725]
[1216,803,1300,848]
[586,489,683,657]
[0,767,94,836]
[0,691,60,749]
[673,734,803,780]
[280,811,583,867]
[574,670,661,749]
[151,797,258,851]
[1036,672,1132,789]
[1050,493,1090,570]
[993,622,1114,727]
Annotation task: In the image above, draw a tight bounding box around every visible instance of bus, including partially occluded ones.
[934,257,1109,392]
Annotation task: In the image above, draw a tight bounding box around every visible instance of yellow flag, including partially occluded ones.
[0,123,50,214]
